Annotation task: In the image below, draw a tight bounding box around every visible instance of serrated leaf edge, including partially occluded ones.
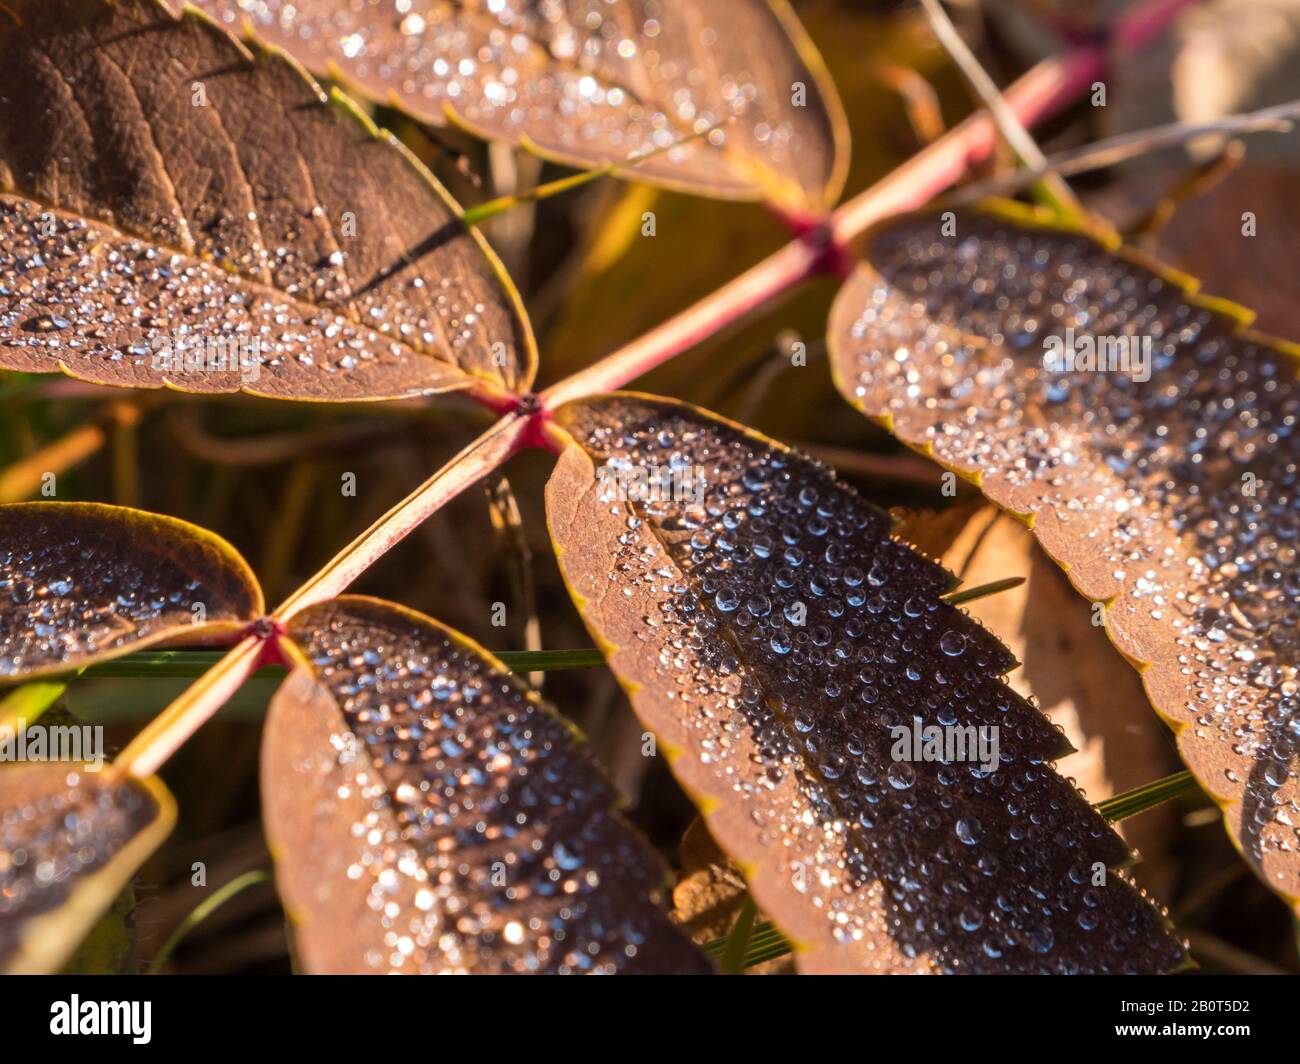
[827,199,1300,916]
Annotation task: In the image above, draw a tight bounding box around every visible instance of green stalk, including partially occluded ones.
[146,870,273,975]
[69,647,607,680]
[720,896,760,975]
[0,681,68,728]
[941,576,1025,606]
[1096,771,1200,822]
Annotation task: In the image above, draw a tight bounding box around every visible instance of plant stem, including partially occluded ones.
[273,413,529,620]
[542,41,1109,408]
[541,237,826,408]
[941,576,1025,605]
[950,101,1300,206]
[917,0,1082,218]
[0,680,68,728]
[105,0,1192,782]
[828,47,1104,243]
[111,635,269,781]
[1096,770,1201,822]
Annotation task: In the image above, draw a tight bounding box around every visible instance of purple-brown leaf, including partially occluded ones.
[0,763,175,974]
[827,203,1300,913]
[190,0,850,212]
[545,392,1186,974]
[269,595,710,974]
[0,0,534,400]
[0,502,262,680]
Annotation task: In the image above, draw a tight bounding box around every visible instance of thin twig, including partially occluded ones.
[111,635,269,781]
[949,101,1300,206]
[918,0,1081,215]
[941,576,1025,605]
[272,414,529,620]
[146,869,273,975]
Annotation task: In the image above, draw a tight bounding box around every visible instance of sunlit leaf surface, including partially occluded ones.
[0,763,174,974]
[545,393,1186,973]
[828,204,1300,911]
[0,503,263,679]
[269,596,711,974]
[191,0,849,211]
[0,0,534,400]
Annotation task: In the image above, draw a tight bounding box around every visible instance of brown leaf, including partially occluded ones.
[1153,164,1300,340]
[0,0,534,400]
[270,595,710,974]
[189,0,850,212]
[0,763,175,974]
[545,392,1185,973]
[0,502,263,680]
[828,203,1300,912]
[670,817,792,973]
[890,500,990,564]
[899,505,1180,900]
[670,817,749,943]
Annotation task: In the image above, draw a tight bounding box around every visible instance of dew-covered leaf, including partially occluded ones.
[902,505,1179,899]
[544,393,1186,974]
[269,595,711,974]
[0,763,175,974]
[828,203,1300,912]
[0,0,534,400]
[190,0,849,212]
[0,502,263,680]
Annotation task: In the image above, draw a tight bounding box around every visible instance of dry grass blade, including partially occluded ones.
[828,202,1300,912]
[917,0,1079,216]
[545,392,1186,974]
[268,596,712,974]
[0,0,534,401]
[949,102,1300,207]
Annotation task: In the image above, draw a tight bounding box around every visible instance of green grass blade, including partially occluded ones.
[69,647,605,680]
[1096,771,1200,822]
[146,869,272,975]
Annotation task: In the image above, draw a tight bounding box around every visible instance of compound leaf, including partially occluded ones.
[828,203,1300,912]
[190,0,849,212]
[0,502,263,680]
[269,595,711,974]
[0,762,175,974]
[544,392,1187,974]
[0,0,534,400]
